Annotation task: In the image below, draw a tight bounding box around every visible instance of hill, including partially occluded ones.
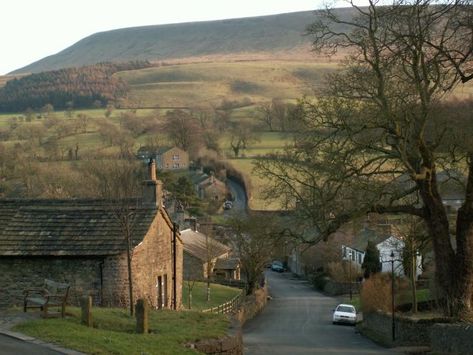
[11,9,354,74]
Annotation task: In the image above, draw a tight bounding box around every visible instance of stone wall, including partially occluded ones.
[0,210,184,310]
[430,323,473,355]
[94,210,183,309]
[359,311,452,347]
[183,252,205,280]
[189,319,243,355]
[0,257,103,308]
[235,285,268,326]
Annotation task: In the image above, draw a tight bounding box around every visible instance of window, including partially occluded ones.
[173,163,179,168]
[172,154,179,160]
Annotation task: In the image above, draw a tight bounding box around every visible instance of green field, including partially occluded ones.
[118,61,337,107]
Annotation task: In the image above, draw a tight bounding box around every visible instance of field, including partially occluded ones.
[182,281,242,311]
[118,60,337,107]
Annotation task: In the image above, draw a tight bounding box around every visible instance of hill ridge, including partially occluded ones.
[12,10,326,74]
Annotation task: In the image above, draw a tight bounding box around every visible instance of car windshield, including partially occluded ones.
[272,261,283,266]
[337,306,355,313]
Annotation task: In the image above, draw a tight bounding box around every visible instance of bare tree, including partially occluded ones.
[82,160,143,315]
[228,121,260,158]
[162,109,202,152]
[255,0,473,318]
[227,214,280,294]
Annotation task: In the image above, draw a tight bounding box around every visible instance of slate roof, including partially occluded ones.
[214,258,240,270]
[180,228,230,261]
[347,228,391,252]
[0,199,158,256]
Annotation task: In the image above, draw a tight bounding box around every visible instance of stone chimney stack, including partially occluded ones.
[142,159,162,208]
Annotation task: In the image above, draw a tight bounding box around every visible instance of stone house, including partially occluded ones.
[0,161,183,310]
[180,227,240,281]
[156,146,189,170]
[192,172,229,201]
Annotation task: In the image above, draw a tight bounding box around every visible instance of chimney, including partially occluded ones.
[142,159,162,208]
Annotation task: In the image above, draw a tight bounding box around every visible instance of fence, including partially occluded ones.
[202,290,244,314]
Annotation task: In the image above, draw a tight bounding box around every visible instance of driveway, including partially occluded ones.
[243,271,397,354]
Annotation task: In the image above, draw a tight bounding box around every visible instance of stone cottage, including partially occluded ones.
[0,160,183,310]
[180,227,240,281]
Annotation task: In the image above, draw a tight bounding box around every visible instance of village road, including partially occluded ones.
[243,271,397,355]
[226,178,247,214]
[0,333,63,355]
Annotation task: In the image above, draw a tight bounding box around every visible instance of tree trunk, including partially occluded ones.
[411,251,417,314]
[418,168,473,318]
[126,229,134,316]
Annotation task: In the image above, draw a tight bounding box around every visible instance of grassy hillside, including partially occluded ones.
[119,60,337,107]
[12,9,358,74]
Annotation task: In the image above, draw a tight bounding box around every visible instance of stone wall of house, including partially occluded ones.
[102,253,129,307]
[184,252,205,280]
[430,323,473,354]
[0,257,103,309]
[359,311,452,347]
[130,210,183,309]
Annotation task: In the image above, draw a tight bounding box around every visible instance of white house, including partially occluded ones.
[342,228,422,277]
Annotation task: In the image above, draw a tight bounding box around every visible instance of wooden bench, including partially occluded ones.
[23,279,70,318]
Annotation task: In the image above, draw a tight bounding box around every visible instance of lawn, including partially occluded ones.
[182,281,242,311]
[14,307,229,355]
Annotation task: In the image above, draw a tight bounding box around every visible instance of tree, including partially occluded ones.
[228,121,260,158]
[162,110,202,152]
[255,0,473,318]
[361,241,381,279]
[227,214,280,294]
[394,216,430,313]
[82,160,144,315]
[256,102,275,131]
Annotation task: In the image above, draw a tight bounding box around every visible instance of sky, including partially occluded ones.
[0,0,356,75]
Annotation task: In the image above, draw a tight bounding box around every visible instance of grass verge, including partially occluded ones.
[182,281,242,311]
[13,307,229,355]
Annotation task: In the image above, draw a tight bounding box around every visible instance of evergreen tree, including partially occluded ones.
[362,241,381,279]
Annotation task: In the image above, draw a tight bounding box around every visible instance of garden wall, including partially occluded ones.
[430,323,473,355]
[359,311,452,347]
[189,285,269,355]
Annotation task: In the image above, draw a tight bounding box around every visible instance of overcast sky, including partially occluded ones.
[1,0,354,75]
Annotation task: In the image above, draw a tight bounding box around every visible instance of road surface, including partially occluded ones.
[0,334,63,355]
[243,271,397,355]
[226,178,247,214]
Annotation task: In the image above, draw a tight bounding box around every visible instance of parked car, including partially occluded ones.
[223,200,233,210]
[271,260,284,273]
[332,304,357,325]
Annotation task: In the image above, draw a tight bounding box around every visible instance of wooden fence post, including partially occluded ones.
[135,298,149,334]
[80,296,93,327]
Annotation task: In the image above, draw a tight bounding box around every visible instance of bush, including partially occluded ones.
[310,272,329,291]
[360,273,392,313]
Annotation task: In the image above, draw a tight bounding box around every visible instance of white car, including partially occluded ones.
[332,304,357,325]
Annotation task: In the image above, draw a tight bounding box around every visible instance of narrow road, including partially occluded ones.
[0,334,63,355]
[226,178,247,214]
[243,272,397,355]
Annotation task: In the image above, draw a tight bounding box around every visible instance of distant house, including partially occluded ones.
[137,146,189,170]
[0,160,183,310]
[180,227,240,281]
[156,147,189,170]
[191,172,228,201]
[342,227,422,277]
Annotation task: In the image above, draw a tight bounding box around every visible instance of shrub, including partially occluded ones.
[310,272,329,291]
[327,261,361,282]
[360,273,392,313]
